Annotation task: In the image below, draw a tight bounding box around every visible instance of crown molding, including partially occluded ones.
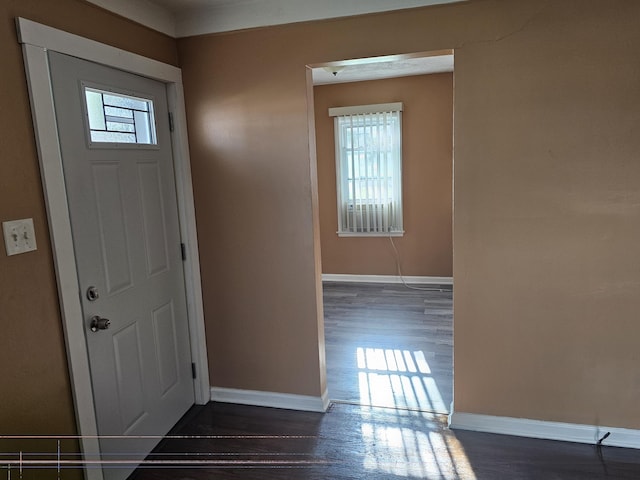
[87,0,176,37]
[176,0,464,37]
[87,0,465,38]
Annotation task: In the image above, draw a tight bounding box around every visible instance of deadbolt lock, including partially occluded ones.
[86,286,99,301]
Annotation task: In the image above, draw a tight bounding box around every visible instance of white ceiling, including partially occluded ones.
[150,0,232,13]
[312,54,454,86]
[88,0,465,38]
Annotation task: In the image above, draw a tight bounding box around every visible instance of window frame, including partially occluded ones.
[80,80,160,150]
[329,102,404,237]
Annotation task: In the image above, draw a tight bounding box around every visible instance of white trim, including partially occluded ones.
[82,0,465,38]
[174,0,465,37]
[322,274,453,285]
[17,18,181,83]
[449,412,640,449]
[86,0,176,38]
[211,387,330,413]
[337,231,404,237]
[329,102,403,117]
[166,82,210,406]
[17,18,209,480]
[20,43,103,480]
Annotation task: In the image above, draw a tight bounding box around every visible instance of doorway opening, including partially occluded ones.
[307,50,455,415]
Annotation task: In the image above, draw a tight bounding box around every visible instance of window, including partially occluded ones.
[329,103,404,236]
[84,86,157,145]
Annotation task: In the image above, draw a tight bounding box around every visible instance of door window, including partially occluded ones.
[84,85,157,146]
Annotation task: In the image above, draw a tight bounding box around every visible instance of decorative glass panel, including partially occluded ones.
[84,87,157,145]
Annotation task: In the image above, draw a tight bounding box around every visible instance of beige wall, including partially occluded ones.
[315,74,453,277]
[5,0,640,451]
[178,32,327,397]
[179,0,640,428]
[0,0,178,461]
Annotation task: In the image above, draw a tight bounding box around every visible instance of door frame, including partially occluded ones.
[17,18,209,480]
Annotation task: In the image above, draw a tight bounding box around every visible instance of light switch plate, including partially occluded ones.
[3,218,37,256]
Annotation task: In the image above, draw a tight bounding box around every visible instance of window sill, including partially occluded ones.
[337,231,405,238]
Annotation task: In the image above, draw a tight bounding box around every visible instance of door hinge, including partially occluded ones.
[191,362,197,379]
[168,112,175,132]
[181,243,186,261]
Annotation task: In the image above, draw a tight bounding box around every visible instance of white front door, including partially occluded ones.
[48,51,194,480]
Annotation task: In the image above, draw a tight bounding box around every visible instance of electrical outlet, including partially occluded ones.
[3,218,37,256]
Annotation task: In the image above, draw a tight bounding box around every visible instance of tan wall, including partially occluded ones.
[178,33,327,397]
[0,0,178,459]
[314,74,453,277]
[6,0,640,447]
[179,0,640,428]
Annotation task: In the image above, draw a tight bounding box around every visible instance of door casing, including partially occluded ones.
[17,17,209,480]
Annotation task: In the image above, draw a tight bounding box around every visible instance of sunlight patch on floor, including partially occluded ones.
[355,347,474,478]
[356,347,447,412]
[360,416,477,479]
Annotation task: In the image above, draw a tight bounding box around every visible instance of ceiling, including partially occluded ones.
[87,0,457,84]
[312,53,454,86]
[149,0,233,12]
[88,0,465,37]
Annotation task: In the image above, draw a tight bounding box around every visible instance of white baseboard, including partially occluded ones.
[449,411,640,449]
[322,274,453,285]
[210,387,330,413]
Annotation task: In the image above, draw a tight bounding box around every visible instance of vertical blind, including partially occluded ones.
[329,103,403,236]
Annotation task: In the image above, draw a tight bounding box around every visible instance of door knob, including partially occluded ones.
[90,316,110,332]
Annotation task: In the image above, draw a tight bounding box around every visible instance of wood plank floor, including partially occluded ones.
[323,282,453,413]
[130,401,640,479]
[129,283,640,479]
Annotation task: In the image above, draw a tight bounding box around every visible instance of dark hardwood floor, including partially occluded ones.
[323,282,453,413]
[130,401,640,479]
[128,282,640,479]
